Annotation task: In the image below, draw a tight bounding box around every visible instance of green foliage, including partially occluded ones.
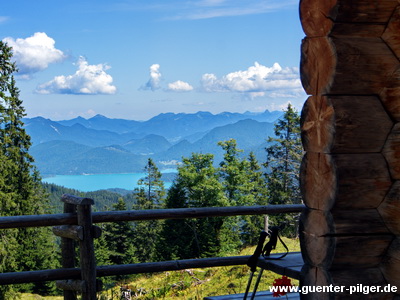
[135,158,165,209]
[132,159,165,262]
[102,198,136,282]
[264,104,303,235]
[95,237,300,300]
[240,152,269,245]
[0,40,60,297]
[218,140,268,247]
[0,54,303,298]
[161,153,227,259]
[41,182,137,213]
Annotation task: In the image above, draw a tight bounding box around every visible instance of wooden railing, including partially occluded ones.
[0,194,304,300]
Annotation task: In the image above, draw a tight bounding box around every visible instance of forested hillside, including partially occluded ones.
[0,40,302,298]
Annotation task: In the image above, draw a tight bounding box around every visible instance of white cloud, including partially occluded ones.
[167,80,193,92]
[200,62,303,98]
[141,64,162,91]
[36,56,117,95]
[3,32,66,75]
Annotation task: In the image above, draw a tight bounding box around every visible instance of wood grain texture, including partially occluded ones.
[300,0,399,37]
[380,87,400,121]
[0,205,304,229]
[381,238,400,292]
[300,208,392,268]
[301,95,393,153]
[301,265,392,299]
[331,209,391,235]
[333,0,399,23]
[300,37,336,95]
[61,203,78,300]
[299,209,335,267]
[383,123,400,180]
[301,37,400,95]
[382,6,400,61]
[77,204,98,299]
[329,96,393,153]
[301,96,335,153]
[332,154,392,209]
[300,152,336,211]
[299,0,336,37]
[330,23,386,38]
[300,153,392,210]
[52,225,83,241]
[300,264,332,300]
[378,181,400,235]
[330,268,391,298]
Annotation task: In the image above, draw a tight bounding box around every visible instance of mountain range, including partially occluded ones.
[24,110,283,176]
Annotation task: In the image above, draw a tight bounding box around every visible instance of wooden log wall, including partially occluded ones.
[299,0,400,299]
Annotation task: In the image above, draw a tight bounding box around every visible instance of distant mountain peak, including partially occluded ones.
[90,114,107,119]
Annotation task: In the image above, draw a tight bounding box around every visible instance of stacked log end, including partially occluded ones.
[299,0,400,299]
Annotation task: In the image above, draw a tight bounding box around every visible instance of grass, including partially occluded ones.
[20,237,300,300]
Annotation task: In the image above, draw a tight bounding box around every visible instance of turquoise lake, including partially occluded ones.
[42,170,175,192]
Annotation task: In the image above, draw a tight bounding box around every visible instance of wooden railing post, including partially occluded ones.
[53,194,102,300]
[77,200,97,300]
[60,202,78,300]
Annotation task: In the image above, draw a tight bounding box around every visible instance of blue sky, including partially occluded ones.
[1,0,307,120]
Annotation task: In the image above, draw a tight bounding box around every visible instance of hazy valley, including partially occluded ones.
[24,110,283,176]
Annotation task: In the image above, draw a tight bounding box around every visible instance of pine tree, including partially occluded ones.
[241,152,269,245]
[0,41,59,297]
[132,158,165,262]
[135,158,165,209]
[102,198,135,282]
[264,104,303,235]
[218,139,248,205]
[161,153,227,258]
[103,198,135,266]
[218,140,268,247]
[157,185,191,260]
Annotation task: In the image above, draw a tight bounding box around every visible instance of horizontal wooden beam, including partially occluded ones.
[0,204,305,229]
[0,255,251,285]
[92,205,305,223]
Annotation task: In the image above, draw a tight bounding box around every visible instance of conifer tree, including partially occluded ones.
[103,198,135,266]
[241,151,269,245]
[218,140,268,247]
[264,104,303,235]
[0,41,59,296]
[102,198,135,281]
[132,158,165,262]
[218,139,248,205]
[161,153,227,258]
